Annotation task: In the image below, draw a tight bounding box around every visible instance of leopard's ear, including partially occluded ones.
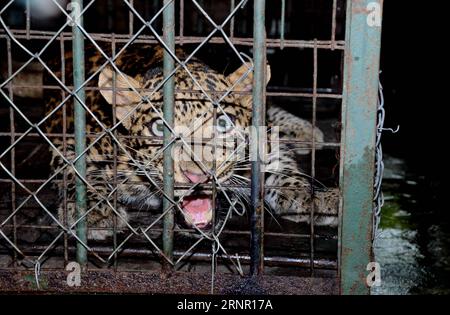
[98,67,142,128]
[226,62,271,108]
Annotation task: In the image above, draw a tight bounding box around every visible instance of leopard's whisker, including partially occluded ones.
[231,174,250,182]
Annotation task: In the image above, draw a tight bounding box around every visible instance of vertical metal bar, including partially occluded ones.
[72,0,87,266]
[280,0,285,49]
[210,102,218,293]
[179,0,184,45]
[129,0,134,35]
[60,34,69,265]
[310,40,318,275]
[111,34,119,271]
[230,0,235,38]
[331,0,337,50]
[339,0,383,295]
[107,0,114,32]
[25,0,30,40]
[250,0,266,275]
[7,38,17,266]
[162,0,175,267]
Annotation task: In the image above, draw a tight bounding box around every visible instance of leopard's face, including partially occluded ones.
[98,62,270,230]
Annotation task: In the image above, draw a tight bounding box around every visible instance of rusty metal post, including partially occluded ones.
[250,0,266,275]
[339,0,383,294]
[162,0,175,266]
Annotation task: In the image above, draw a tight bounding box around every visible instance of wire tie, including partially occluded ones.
[34,261,41,290]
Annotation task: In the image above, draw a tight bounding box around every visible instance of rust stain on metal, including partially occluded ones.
[341,247,353,258]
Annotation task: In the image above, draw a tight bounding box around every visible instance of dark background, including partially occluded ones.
[380,1,447,209]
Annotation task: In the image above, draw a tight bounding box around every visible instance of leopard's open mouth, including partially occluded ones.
[180,194,213,230]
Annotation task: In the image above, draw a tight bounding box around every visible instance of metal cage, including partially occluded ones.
[0,0,383,295]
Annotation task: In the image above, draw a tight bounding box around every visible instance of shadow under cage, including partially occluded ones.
[0,0,382,294]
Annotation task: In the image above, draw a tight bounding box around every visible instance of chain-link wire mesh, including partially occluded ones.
[0,0,364,294]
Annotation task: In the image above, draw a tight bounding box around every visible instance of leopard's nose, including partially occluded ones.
[182,170,209,183]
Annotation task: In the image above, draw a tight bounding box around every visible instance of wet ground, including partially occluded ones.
[372,156,450,295]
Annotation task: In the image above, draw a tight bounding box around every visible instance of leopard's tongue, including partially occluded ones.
[181,196,213,228]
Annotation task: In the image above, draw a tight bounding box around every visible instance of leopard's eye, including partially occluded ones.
[149,118,164,137]
[216,114,235,133]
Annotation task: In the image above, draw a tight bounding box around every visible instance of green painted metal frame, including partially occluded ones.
[72,0,88,266]
[339,0,383,295]
[250,0,266,275]
[162,0,176,265]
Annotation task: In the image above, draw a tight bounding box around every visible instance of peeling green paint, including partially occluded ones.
[339,0,383,295]
[72,0,88,266]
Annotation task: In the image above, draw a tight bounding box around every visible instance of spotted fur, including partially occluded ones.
[44,45,338,239]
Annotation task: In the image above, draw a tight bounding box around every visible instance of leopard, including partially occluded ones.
[44,44,339,240]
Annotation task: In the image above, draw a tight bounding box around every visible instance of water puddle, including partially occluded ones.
[372,155,450,294]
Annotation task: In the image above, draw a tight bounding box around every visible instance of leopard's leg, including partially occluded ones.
[267,105,324,155]
[85,198,129,241]
[58,181,129,241]
[264,148,338,226]
[265,174,339,226]
[60,201,129,240]
[311,189,339,226]
[51,138,129,241]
